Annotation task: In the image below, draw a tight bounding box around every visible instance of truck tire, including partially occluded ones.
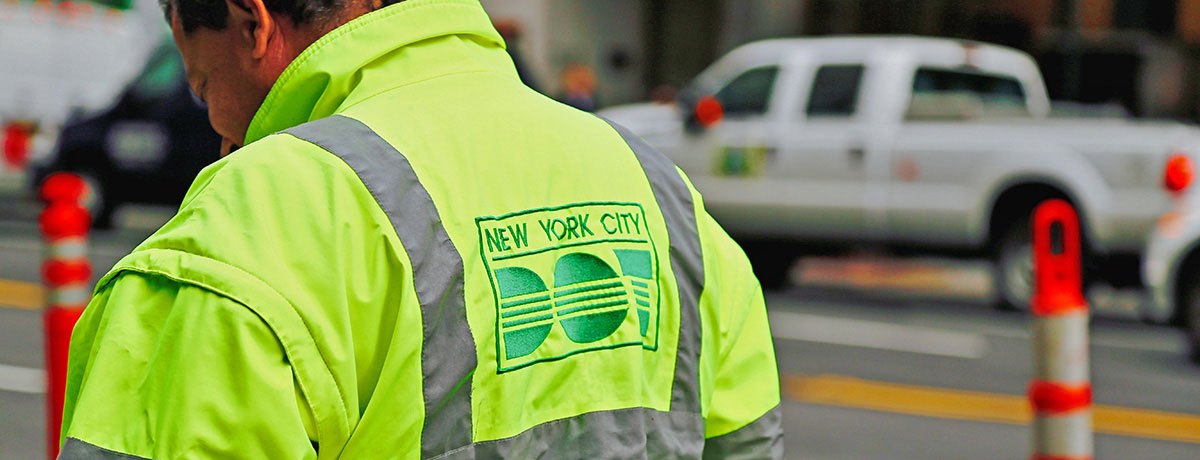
[993,203,1088,311]
[993,217,1034,310]
[1178,267,1200,362]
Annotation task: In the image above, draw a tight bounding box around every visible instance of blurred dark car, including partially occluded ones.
[33,41,220,228]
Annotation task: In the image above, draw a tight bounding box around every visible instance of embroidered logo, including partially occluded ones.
[476,202,661,373]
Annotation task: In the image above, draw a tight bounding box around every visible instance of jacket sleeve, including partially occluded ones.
[695,210,784,460]
[59,271,318,460]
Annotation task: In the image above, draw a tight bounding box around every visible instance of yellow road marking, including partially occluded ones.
[783,374,1200,445]
[1094,405,1200,445]
[0,279,42,310]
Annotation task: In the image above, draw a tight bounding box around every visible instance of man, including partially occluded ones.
[58,0,782,458]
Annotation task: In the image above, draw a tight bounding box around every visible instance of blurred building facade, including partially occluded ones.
[486,0,1200,120]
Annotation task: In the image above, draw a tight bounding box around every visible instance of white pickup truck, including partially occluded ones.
[599,36,1200,309]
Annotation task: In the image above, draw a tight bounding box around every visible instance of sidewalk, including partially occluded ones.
[796,255,993,300]
[793,254,1144,319]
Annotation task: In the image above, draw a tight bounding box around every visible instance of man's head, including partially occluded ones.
[163,0,384,147]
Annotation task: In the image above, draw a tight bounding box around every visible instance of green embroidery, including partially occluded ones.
[557,299,629,318]
[501,295,550,309]
[555,281,624,298]
[555,290,625,308]
[614,249,653,279]
[477,202,662,373]
[495,267,547,297]
[501,304,553,318]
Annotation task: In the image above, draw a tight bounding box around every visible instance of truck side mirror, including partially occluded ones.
[695,96,724,127]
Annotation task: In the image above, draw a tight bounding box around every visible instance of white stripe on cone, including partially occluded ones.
[45,238,88,260]
[49,287,92,307]
[1033,312,1090,383]
[1033,411,1093,457]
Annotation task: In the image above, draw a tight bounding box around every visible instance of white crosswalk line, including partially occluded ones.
[769,310,989,359]
[0,363,44,394]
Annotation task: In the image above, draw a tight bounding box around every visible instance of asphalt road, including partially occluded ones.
[2,189,1199,459]
[770,287,1200,459]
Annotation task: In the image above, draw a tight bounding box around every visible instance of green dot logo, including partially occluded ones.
[478,202,661,372]
[554,253,629,344]
[495,267,553,360]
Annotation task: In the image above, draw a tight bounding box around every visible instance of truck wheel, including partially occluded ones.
[993,218,1033,310]
[740,241,795,290]
[1178,268,1200,362]
[993,205,1090,311]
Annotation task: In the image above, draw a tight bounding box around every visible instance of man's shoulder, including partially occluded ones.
[178,130,369,211]
[209,132,340,181]
[113,129,389,287]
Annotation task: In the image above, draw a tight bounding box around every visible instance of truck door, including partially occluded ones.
[888,67,1030,247]
[692,65,786,238]
[772,64,871,240]
[697,62,869,241]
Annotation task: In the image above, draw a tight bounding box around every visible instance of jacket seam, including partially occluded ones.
[98,145,355,440]
[100,248,347,446]
[186,146,355,438]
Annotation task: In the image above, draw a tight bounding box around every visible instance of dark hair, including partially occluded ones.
[163,0,404,33]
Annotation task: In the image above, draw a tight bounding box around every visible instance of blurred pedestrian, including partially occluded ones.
[560,61,598,111]
[56,0,782,458]
[650,84,678,105]
[494,18,540,92]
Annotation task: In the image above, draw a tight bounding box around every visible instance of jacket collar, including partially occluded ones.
[244,0,508,144]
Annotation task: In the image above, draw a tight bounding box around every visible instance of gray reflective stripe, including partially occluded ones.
[434,407,704,460]
[58,437,150,459]
[702,405,784,460]
[602,119,705,414]
[285,115,474,458]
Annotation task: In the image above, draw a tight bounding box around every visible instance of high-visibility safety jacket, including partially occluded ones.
[58,0,782,458]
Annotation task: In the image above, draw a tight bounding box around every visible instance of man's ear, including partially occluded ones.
[225,0,274,59]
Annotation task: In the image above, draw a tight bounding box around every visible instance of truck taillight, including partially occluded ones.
[1164,154,1194,194]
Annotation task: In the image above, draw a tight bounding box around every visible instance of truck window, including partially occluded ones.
[715,66,779,116]
[806,65,864,117]
[908,68,1028,120]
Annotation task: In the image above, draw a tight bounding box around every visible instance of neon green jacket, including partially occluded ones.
[60,0,781,458]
